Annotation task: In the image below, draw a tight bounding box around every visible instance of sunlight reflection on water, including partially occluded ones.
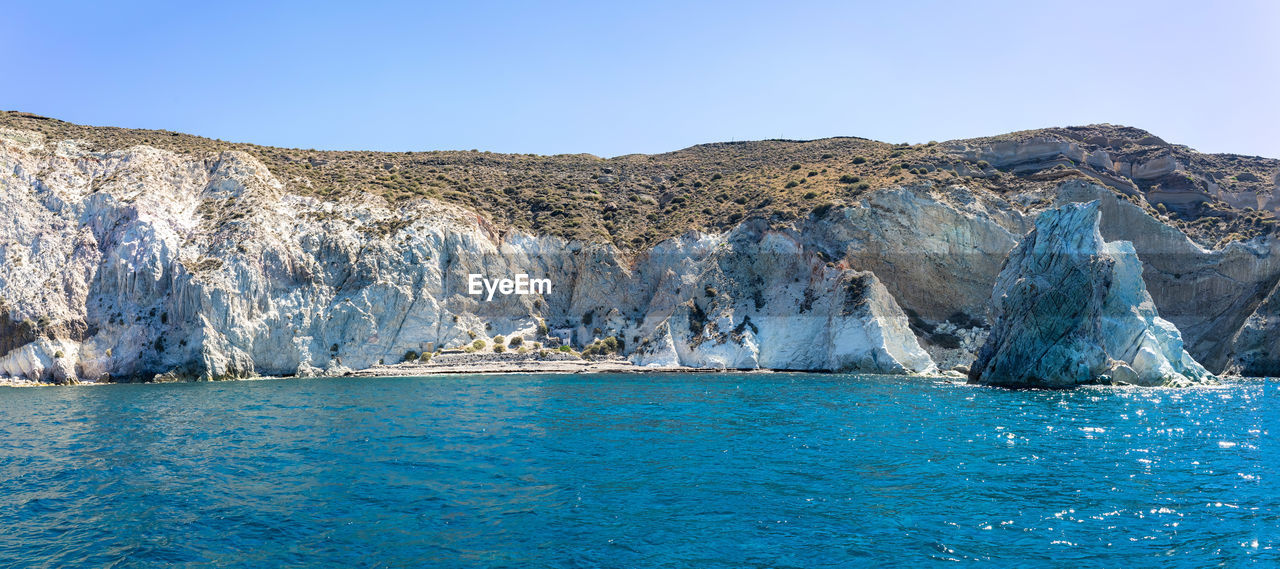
[0,374,1276,567]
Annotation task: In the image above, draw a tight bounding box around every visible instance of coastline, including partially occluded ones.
[1,365,1254,388]
[0,356,975,387]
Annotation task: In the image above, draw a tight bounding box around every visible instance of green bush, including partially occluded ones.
[559,345,572,352]
[473,339,486,350]
[839,175,860,184]
[404,350,419,362]
[803,191,818,199]
[851,157,867,164]
[784,181,799,189]
[509,336,523,347]
[581,336,624,358]
[493,335,505,346]
[494,344,505,353]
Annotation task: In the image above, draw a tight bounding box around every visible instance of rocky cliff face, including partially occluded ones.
[627,219,934,373]
[0,127,941,382]
[1225,279,1280,377]
[969,202,1214,387]
[1,122,1277,383]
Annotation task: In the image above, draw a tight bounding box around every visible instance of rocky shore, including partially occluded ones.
[348,352,687,376]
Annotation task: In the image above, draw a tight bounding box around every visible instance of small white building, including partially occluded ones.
[551,328,575,347]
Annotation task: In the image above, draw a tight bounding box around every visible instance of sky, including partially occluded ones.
[3,0,1278,158]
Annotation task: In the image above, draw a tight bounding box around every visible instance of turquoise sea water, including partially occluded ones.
[0,373,1276,567]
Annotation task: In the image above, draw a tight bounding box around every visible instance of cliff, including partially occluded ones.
[1,115,1277,383]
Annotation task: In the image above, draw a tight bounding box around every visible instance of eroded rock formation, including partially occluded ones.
[969,202,1214,387]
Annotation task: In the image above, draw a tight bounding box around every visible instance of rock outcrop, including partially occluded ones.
[627,219,935,374]
[969,202,1214,387]
[1224,279,1280,377]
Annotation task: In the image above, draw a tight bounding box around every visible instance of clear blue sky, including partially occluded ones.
[4,1,1278,158]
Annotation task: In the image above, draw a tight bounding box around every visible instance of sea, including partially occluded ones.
[0,373,1276,567]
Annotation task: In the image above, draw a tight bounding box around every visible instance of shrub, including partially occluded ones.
[494,335,505,346]
[789,164,801,170]
[509,336,523,347]
[856,182,871,190]
[852,157,867,164]
[711,173,722,180]
[536,320,549,337]
[807,171,818,177]
[839,175,860,184]
[784,181,799,189]
[473,339,486,350]
[803,191,818,199]
[404,350,419,362]
[581,336,624,358]
[494,344,505,353]
[821,153,833,159]
[977,160,990,169]
[559,345,572,352]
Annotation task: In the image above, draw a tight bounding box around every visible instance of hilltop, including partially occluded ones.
[2,111,1276,249]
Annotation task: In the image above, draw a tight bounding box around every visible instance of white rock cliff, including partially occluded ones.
[2,125,1276,384]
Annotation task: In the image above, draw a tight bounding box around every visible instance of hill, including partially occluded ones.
[3,111,1276,249]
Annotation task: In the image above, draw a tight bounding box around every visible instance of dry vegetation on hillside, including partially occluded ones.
[3,111,1276,249]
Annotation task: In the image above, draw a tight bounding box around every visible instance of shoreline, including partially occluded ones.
[0,357,971,387]
[8,359,1258,388]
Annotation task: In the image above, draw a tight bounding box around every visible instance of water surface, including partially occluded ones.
[0,373,1276,567]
